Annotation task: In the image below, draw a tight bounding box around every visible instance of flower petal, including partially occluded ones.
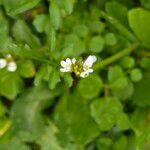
[60,60,67,68]
[7,62,17,72]
[84,55,97,67]
[80,71,89,78]
[72,58,76,64]
[0,59,7,69]
[66,58,72,66]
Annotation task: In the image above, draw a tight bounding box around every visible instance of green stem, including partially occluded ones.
[94,43,139,70]
[0,120,12,136]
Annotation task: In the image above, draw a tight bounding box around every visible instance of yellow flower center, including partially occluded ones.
[72,61,84,77]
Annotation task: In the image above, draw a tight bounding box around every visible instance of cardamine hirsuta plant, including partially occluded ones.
[0,0,150,150]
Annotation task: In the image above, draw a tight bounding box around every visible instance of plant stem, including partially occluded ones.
[94,43,139,70]
[0,120,12,137]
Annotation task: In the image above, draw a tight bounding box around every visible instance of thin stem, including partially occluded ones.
[0,120,12,137]
[94,43,139,70]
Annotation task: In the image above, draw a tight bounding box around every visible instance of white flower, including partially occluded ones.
[60,58,73,72]
[0,54,17,72]
[7,62,17,72]
[80,55,97,78]
[60,55,97,78]
[0,59,7,69]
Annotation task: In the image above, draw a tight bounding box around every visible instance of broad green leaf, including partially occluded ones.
[19,60,35,78]
[140,0,150,10]
[77,74,103,100]
[140,58,150,69]
[128,8,150,49]
[90,97,130,131]
[131,108,150,149]
[112,136,128,150]
[106,2,128,27]
[90,97,121,131]
[104,33,117,46]
[73,24,89,38]
[132,75,150,106]
[11,85,57,141]
[63,34,86,57]
[0,70,23,100]
[63,0,75,15]
[37,122,64,150]
[33,14,50,33]
[12,20,41,48]
[54,92,100,146]
[112,80,134,101]
[89,36,105,53]
[0,137,29,150]
[108,66,128,89]
[34,65,49,86]
[63,74,73,87]
[96,137,113,150]
[3,0,41,17]
[50,2,61,30]
[119,56,135,69]
[130,68,143,82]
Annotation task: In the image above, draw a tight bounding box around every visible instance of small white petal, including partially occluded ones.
[7,62,17,72]
[66,58,72,65]
[72,58,76,64]
[0,59,7,69]
[84,55,96,68]
[80,71,89,78]
[87,69,93,73]
[92,55,97,63]
[60,60,67,68]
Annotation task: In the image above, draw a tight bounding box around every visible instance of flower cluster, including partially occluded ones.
[0,54,17,72]
[60,55,97,78]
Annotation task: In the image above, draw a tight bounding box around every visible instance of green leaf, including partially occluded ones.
[119,56,135,69]
[140,0,150,10]
[108,66,128,89]
[131,108,150,149]
[89,36,105,53]
[0,11,10,49]
[130,68,143,82]
[77,74,103,100]
[90,97,123,131]
[104,33,117,46]
[19,60,35,78]
[73,24,89,38]
[48,68,60,90]
[63,0,75,15]
[37,122,64,150]
[54,92,100,146]
[12,20,41,48]
[0,70,23,100]
[96,137,113,150]
[34,65,49,86]
[106,1,128,27]
[3,0,41,17]
[33,14,50,33]
[63,74,73,87]
[132,76,150,106]
[50,2,61,30]
[128,8,150,49]
[11,85,57,141]
[112,136,128,150]
[0,137,29,150]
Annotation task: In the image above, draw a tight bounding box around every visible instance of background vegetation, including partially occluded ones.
[0,0,150,149]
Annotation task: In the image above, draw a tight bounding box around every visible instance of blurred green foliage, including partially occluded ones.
[0,0,150,150]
